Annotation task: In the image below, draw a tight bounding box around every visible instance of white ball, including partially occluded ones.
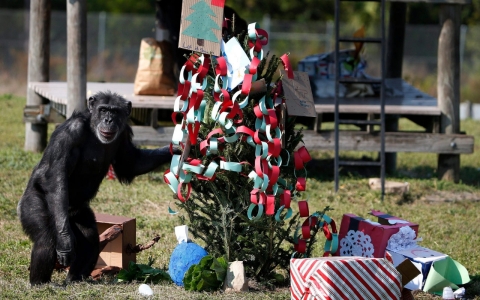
[138,283,154,296]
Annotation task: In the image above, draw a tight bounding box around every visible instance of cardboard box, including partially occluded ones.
[334,210,419,258]
[388,246,448,290]
[290,257,402,300]
[95,213,136,269]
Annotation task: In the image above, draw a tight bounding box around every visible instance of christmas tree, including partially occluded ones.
[182,0,221,46]
[165,21,332,285]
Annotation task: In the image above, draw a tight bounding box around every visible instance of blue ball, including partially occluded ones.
[168,242,208,286]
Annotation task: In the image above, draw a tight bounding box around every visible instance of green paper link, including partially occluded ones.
[223,132,239,143]
[247,22,259,40]
[172,124,185,145]
[260,173,269,192]
[183,162,205,174]
[265,127,282,142]
[178,65,187,84]
[214,74,223,93]
[202,161,218,179]
[208,137,218,155]
[275,205,293,222]
[186,107,196,124]
[174,96,188,113]
[249,47,263,60]
[282,149,290,166]
[294,167,308,180]
[255,118,266,132]
[211,101,222,121]
[195,101,207,123]
[168,204,178,215]
[179,170,193,183]
[164,172,179,194]
[220,161,243,172]
[246,136,256,147]
[261,142,269,159]
[247,203,263,220]
[170,154,182,175]
[272,183,279,195]
[219,112,233,129]
[259,96,268,115]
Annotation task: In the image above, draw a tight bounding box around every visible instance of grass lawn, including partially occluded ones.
[1,93,479,299]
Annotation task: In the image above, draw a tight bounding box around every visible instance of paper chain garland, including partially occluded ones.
[164,21,332,255]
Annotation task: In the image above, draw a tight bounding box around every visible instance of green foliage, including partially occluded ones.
[183,255,228,291]
[117,258,171,284]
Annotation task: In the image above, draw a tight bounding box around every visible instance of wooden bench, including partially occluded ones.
[28,81,473,154]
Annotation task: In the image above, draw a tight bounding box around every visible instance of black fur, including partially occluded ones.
[18,91,174,285]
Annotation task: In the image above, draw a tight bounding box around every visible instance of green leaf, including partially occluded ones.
[211,257,228,282]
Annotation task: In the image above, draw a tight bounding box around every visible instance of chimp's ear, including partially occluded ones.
[126,101,132,117]
[87,96,96,112]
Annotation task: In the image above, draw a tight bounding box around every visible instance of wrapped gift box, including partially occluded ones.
[388,246,447,290]
[290,257,402,300]
[334,210,419,258]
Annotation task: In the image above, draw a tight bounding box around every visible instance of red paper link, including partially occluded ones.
[176,181,192,202]
[280,190,291,208]
[249,57,261,75]
[266,195,275,215]
[294,239,306,253]
[187,122,201,145]
[197,55,211,82]
[171,112,184,125]
[248,38,263,53]
[242,73,253,96]
[255,28,269,46]
[214,89,231,103]
[253,104,264,118]
[250,189,266,204]
[296,177,306,191]
[211,0,225,7]
[294,151,304,170]
[215,57,228,76]
[297,146,312,164]
[268,138,282,157]
[267,165,280,187]
[178,80,191,100]
[298,201,309,218]
[280,54,294,79]
[302,224,311,239]
[266,109,278,129]
[254,156,268,178]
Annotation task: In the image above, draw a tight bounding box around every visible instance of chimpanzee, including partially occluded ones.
[18,91,176,285]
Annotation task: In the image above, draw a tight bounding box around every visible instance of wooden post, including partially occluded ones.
[25,0,51,152]
[437,5,461,183]
[385,2,406,174]
[67,0,87,117]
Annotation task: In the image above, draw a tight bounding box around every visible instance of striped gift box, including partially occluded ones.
[290,257,401,300]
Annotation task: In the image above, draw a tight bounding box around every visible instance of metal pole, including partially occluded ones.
[334,0,340,192]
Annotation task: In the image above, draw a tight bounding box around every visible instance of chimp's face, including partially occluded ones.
[88,93,131,144]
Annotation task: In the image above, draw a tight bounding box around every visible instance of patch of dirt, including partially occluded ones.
[422,191,480,203]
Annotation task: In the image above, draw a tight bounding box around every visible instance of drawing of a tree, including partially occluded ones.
[182,0,221,46]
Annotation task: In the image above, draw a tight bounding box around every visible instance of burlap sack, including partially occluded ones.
[134,38,176,95]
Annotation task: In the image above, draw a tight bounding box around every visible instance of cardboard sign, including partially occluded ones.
[179,0,224,56]
[280,70,316,118]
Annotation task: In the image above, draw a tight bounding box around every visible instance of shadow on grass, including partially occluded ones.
[307,157,480,187]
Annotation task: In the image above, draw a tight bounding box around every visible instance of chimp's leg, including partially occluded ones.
[66,207,99,282]
[19,194,57,285]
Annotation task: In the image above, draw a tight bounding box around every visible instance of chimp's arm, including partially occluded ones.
[112,127,174,183]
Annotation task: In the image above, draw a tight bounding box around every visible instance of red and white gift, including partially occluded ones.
[334,210,419,258]
[290,256,402,300]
